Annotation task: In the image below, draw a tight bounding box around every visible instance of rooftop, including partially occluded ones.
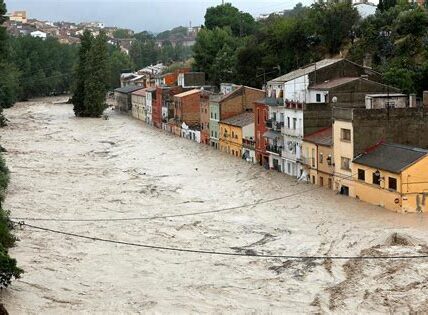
[269,59,342,84]
[303,127,333,146]
[174,89,201,98]
[353,143,428,173]
[309,77,360,90]
[131,88,149,96]
[115,85,145,94]
[220,112,254,127]
[366,93,407,98]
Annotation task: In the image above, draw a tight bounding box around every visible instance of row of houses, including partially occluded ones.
[115,58,428,214]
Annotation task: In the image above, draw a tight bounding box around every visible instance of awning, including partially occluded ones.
[263,130,281,139]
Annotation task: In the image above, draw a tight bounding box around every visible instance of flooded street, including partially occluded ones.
[1,97,428,314]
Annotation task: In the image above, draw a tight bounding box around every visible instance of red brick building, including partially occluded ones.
[170,89,201,130]
[200,90,211,145]
[255,100,269,168]
[153,86,184,129]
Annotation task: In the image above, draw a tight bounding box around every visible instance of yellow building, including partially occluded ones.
[219,112,254,158]
[352,143,428,213]
[333,119,355,196]
[302,127,334,189]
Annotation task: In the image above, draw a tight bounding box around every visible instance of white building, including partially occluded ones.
[266,59,341,177]
[30,30,47,39]
[145,88,156,125]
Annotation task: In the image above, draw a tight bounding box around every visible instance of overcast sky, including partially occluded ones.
[5,0,317,33]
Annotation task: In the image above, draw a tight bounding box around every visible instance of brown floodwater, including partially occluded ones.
[1,97,428,314]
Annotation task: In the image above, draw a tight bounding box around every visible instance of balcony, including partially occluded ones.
[285,100,303,110]
[281,126,303,138]
[272,121,284,132]
[266,145,282,155]
[243,138,255,150]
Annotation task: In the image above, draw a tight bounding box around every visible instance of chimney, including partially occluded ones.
[409,94,417,108]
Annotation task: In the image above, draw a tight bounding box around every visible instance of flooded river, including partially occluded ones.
[1,97,428,314]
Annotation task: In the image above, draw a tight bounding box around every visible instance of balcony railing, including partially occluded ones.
[266,145,282,155]
[272,121,284,132]
[243,139,255,150]
[281,126,303,138]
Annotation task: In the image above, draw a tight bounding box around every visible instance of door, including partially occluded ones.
[319,176,324,187]
[328,178,333,189]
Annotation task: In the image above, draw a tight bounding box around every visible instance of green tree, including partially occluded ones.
[72,30,93,116]
[113,28,132,39]
[83,31,109,117]
[193,27,236,83]
[108,49,133,89]
[311,2,360,55]
[205,3,256,37]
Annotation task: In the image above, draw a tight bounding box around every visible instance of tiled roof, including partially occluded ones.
[269,59,342,84]
[353,143,428,173]
[115,85,146,94]
[304,127,333,146]
[174,89,201,98]
[309,77,360,90]
[131,88,149,96]
[220,112,254,127]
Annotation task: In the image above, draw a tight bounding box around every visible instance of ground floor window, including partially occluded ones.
[358,169,365,181]
[389,177,397,191]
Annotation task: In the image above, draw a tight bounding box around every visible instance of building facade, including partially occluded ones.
[352,143,428,213]
[255,100,269,168]
[219,112,255,159]
[302,127,334,189]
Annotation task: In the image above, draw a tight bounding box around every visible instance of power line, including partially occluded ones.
[16,221,428,260]
[11,173,360,223]
[11,185,325,222]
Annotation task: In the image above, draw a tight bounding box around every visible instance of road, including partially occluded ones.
[1,97,428,314]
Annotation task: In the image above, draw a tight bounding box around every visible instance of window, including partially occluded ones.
[316,93,321,102]
[214,113,217,119]
[341,129,351,142]
[372,171,381,186]
[287,117,290,128]
[327,155,332,166]
[293,118,297,130]
[341,157,351,170]
[232,131,235,138]
[215,131,217,138]
[319,153,324,164]
[358,169,365,181]
[389,177,397,191]
[210,112,213,119]
[311,148,316,168]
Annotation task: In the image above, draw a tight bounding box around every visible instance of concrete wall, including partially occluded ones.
[351,108,428,156]
[327,79,400,108]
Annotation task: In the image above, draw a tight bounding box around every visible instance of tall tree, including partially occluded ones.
[72,30,93,116]
[204,3,256,37]
[83,31,109,117]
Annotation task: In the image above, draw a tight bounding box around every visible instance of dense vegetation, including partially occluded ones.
[193,2,428,95]
[0,154,23,289]
[72,30,109,117]
[0,0,24,291]
[129,28,193,69]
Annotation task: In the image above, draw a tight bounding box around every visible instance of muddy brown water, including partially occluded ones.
[1,97,428,314]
